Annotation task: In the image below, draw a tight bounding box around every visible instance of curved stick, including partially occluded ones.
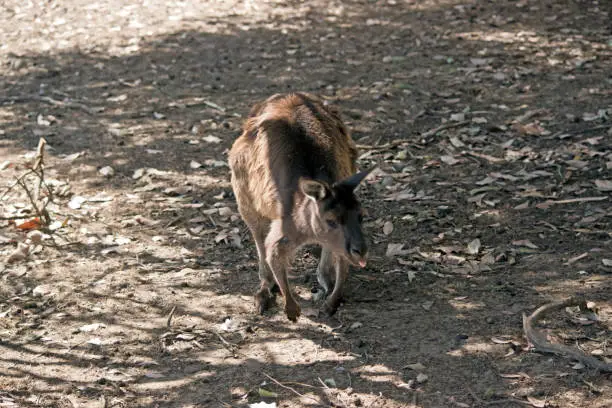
[522,297,612,373]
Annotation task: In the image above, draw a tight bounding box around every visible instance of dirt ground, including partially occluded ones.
[0,0,611,407]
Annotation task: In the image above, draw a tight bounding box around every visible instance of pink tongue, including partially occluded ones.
[358,260,367,268]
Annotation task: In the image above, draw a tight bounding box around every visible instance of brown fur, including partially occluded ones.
[229,92,369,321]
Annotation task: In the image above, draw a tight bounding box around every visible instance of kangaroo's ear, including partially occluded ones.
[336,167,376,191]
[299,178,330,202]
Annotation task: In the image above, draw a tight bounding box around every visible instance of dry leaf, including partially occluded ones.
[79,323,107,332]
[403,363,426,371]
[32,284,55,297]
[449,136,465,148]
[349,322,363,331]
[450,113,465,122]
[99,166,115,177]
[190,160,202,169]
[144,371,165,379]
[440,155,459,165]
[512,239,538,249]
[514,201,529,210]
[100,246,121,255]
[257,388,278,398]
[565,252,588,265]
[480,252,495,265]
[249,403,277,408]
[416,373,428,383]
[27,230,43,244]
[526,397,546,407]
[7,243,30,263]
[515,122,549,136]
[422,300,434,311]
[594,179,612,192]
[133,215,158,226]
[132,168,146,179]
[490,172,519,181]
[383,221,394,235]
[69,196,87,209]
[16,218,41,230]
[218,207,233,217]
[444,254,466,265]
[467,239,481,255]
[491,337,513,344]
[386,243,408,257]
[470,58,490,66]
[475,176,495,186]
[203,135,221,143]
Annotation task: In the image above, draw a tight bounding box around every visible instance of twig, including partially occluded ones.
[356,139,411,151]
[465,151,505,164]
[203,100,226,112]
[202,329,241,357]
[565,252,588,265]
[356,121,470,151]
[263,372,321,404]
[468,388,533,407]
[512,108,548,124]
[166,305,177,328]
[33,137,46,172]
[421,120,470,138]
[17,179,42,220]
[0,95,95,115]
[0,170,35,200]
[536,196,608,209]
[576,124,612,135]
[522,297,612,373]
[0,214,33,221]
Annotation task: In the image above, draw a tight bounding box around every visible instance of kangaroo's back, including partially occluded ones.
[229,93,357,220]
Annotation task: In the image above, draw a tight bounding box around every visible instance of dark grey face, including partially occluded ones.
[342,207,368,265]
[321,188,368,267]
[300,168,374,268]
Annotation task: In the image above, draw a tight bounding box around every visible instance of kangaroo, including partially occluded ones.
[228,92,372,322]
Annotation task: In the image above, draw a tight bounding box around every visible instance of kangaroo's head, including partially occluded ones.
[299,168,373,268]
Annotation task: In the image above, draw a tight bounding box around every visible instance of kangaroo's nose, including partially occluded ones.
[350,243,367,257]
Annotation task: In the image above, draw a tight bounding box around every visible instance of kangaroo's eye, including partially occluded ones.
[326,220,338,229]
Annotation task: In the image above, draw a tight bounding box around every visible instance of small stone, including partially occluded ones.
[450,112,465,122]
[33,284,55,297]
[99,166,115,177]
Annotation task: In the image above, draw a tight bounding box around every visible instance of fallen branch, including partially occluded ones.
[467,388,534,407]
[522,297,612,373]
[421,120,470,138]
[263,372,321,404]
[536,196,608,209]
[465,151,505,164]
[1,139,53,226]
[356,139,413,151]
[576,124,612,135]
[356,120,470,151]
[166,305,177,328]
[0,95,96,115]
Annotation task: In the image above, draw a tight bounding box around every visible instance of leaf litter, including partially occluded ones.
[0,2,610,408]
